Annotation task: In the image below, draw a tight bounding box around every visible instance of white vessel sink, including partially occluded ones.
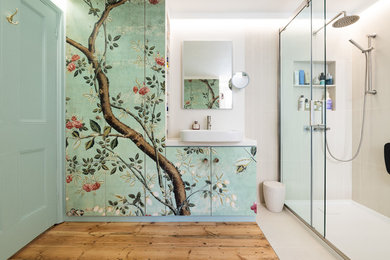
[180,130,243,143]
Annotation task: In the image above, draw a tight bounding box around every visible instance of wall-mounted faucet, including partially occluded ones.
[206,116,212,130]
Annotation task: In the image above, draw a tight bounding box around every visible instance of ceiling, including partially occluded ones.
[167,0,380,18]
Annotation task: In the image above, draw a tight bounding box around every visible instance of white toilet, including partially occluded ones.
[263,181,286,213]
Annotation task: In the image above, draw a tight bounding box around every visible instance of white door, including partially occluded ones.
[0,0,62,258]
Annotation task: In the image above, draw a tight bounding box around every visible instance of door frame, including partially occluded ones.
[40,0,65,224]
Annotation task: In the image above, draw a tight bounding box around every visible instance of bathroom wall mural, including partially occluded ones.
[65,0,256,217]
[183,79,220,109]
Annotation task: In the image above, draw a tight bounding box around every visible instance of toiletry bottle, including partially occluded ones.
[319,72,326,85]
[326,73,333,85]
[294,71,300,85]
[305,98,310,111]
[299,70,305,85]
[305,72,310,85]
[326,90,333,110]
[192,121,200,130]
[298,95,305,111]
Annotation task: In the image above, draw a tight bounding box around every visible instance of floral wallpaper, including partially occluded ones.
[65,0,256,217]
[183,79,220,109]
[65,0,172,217]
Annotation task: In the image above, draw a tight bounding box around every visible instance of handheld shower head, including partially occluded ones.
[349,39,365,52]
[349,39,374,53]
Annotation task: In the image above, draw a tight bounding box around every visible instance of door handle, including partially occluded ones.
[6,8,19,25]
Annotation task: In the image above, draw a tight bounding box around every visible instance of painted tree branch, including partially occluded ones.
[200,79,219,109]
[66,1,189,215]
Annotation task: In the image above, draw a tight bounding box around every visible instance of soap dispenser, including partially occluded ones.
[192,121,200,130]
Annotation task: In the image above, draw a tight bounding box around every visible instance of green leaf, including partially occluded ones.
[108,34,112,41]
[103,126,111,137]
[236,165,246,174]
[110,137,118,149]
[102,164,109,171]
[85,138,95,150]
[90,120,101,133]
[110,167,117,175]
[251,146,257,156]
[113,35,121,41]
[72,131,80,138]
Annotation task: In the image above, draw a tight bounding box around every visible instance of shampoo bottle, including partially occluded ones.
[298,95,305,111]
[326,91,333,110]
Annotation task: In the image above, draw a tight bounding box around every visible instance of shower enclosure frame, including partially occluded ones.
[278,0,349,259]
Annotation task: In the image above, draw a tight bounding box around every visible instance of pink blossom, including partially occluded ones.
[92,182,101,191]
[66,121,73,129]
[82,184,93,192]
[185,100,190,105]
[138,86,150,95]
[71,116,77,121]
[66,175,73,183]
[71,54,80,61]
[133,86,139,94]
[250,202,257,214]
[67,62,76,72]
[73,121,83,129]
[155,57,165,66]
[149,0,159,4]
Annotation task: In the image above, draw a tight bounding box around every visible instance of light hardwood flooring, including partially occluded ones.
[10,222,278,260]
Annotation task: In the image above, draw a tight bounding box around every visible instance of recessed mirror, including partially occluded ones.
[231,72,250,89]
[182,41,233,110]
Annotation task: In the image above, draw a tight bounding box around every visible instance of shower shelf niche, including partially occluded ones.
[293,60,337,111]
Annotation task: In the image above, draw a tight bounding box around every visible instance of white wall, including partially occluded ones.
[168,19,283,201]
[244,26,279,202]
[351,0,390,217]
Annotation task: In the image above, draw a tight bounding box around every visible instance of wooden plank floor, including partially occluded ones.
[10,222,278,260]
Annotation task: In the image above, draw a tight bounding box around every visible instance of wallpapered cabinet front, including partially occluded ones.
[166,146,257,216]
[65,0,256,218]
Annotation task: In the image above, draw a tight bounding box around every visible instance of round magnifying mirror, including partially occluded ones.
[230,72,250,89]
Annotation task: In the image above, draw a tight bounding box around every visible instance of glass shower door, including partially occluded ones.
[280,0,327,236]
[280,3,313,225]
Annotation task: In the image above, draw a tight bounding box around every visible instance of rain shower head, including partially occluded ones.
[333,14,360,28]
[313,11,360,35]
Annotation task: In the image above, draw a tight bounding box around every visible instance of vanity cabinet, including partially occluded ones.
[165,146,257,216]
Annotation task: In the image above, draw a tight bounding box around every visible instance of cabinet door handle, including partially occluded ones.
[202,158,208,164]
[213,158,219,163]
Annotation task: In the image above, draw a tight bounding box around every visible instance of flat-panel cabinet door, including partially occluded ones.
[165,147,212,216]
[211,147,257,216]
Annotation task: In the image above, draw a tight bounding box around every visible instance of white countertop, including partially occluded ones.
[165,138,257,147]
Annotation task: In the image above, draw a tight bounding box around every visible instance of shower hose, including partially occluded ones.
[325,52,369,162]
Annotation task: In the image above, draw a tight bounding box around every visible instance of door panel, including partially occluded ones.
[211,147,257,216]
[165,147,212,216]
[0,0,60,258]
